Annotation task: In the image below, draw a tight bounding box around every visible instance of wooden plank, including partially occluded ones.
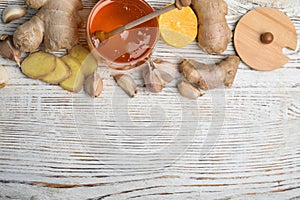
[0,0,300,199]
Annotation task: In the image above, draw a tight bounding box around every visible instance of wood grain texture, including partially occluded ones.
[0,0,300,200]
[234,7,298,70]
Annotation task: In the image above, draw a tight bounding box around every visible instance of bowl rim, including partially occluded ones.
[86,0,160,70]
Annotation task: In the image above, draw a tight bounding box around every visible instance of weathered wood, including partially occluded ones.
[0,0,300,199]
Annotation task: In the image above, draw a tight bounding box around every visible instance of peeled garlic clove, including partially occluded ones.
[2,6,26,23]
[151,59,177,83]
[177,80,203,99]
[143,64,163,93]
[0,34,21,66]
[114,74,137,98]
[84,72,103,97]
[0,65,9,88]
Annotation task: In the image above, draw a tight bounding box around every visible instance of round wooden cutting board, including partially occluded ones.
[234,7,298,71]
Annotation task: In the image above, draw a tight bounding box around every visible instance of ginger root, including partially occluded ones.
[179,56,240,90]
[13,0,83,52]
[191,0,232,54]
[175,0,192,10]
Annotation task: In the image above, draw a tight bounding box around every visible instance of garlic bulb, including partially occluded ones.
[151,59,177,84]
[143,59,178,93]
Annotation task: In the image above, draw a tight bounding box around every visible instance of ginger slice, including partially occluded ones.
[42,57,71,84]
[21,51,55,79]
[59,55,84,93]
[69,45,98,77]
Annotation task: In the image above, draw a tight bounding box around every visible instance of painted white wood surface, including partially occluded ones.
[0,0,299,199]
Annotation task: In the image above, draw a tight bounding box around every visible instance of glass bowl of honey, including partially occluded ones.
[87,0,160,70]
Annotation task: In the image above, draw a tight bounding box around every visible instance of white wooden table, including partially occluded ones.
[1,0,300,199]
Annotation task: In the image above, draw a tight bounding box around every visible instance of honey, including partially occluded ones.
[87,0,159,69]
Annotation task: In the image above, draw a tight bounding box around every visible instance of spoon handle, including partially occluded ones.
[106,4,177,38]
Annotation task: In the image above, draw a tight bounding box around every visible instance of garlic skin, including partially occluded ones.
[84,72,103,97]
[143,59,177,93]
[114,74,137,98]
[143,64,163,93]
[2,6,26,23]
[177,80,203,99]
[0,34,21,66]
[151,59,177,84]
[0,65,9,89]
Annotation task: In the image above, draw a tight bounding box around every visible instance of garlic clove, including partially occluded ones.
[177,80,203,99]
[84,72,103,97]
[2,6,26,23]
[0,34,22,66]
[153,68,167,87]
[151,59,177,83]
[143,64,163,93]
[0,65,9,89]
[114,74,137,98]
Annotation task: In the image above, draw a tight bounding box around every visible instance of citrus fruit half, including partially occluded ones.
[158,5,198,48]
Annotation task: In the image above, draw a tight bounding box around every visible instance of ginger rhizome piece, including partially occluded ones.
[179,56,240,90]
[191,0,232,54]
[13,0,83,52]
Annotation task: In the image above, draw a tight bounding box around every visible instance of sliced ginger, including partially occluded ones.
[159,4,197,48]
[20,45,98,93]
[42,57,71,84]
[60,55,84,93]
[69,45,98,77]
[21,51,55,79]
